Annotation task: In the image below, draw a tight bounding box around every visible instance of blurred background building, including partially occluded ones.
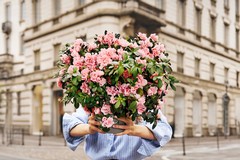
[0,0,240,138]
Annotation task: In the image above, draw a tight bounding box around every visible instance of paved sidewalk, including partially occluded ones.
[0,134,240,160]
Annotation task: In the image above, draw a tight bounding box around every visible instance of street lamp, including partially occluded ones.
[222,85,230,139]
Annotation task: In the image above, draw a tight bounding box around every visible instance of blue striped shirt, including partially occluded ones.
[63,107,172,160]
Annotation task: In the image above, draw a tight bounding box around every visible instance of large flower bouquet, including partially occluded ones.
[56,31,178,132]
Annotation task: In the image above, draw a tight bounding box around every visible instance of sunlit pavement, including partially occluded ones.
[0,135,240,160]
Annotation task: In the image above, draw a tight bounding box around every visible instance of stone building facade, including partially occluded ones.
[0,0,240,137]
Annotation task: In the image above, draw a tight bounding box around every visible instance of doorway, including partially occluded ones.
[174,87,185,137]
[32,85,43,135]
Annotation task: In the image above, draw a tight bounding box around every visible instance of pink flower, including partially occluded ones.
[90,70,104,83]
[115,38,129,47]
[102,117,114,128]
[59,69,65,76]
[136,75,147,88]
[80,82,90,95]
[81,68,90,80]
[94,107,101,114]
[60,54,71,64]
[137,103,146,114]
[147,86,158,96]
[88,43,97,52]
[150,33,158,42]
[85,53,97,71]
[57,77,62,88]
[101,104,112,115]
[99,78,106,86]
[73,39,83,52]
[110,96,117,104]
[138,32,147,40]
[159,43,165,53]
[97,49,113,69]
[138,96,146,104]
[106,86,118,96]
[136,57,147,66]
[73,56,84,68]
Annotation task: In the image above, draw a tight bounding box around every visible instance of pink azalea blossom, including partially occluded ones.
[147,86,158,96]
[137,103,146,114]
[101,104,112,115]
[94,107,101,114]
[150,33,158,41]
[106,86,118,96]
[59,69,65,76]
[88,43,97,52]
[115,38,129,47]
[110,96,117,104]
[136,75,147,88]
[102,117,114,128]
[80,82,90,95]
[81,68,90,80]
[60,54,71,64]
[138,32,147,40]
[57,77,62,88]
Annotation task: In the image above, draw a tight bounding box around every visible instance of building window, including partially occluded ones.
[224,0,229,14]
[5,3,11,21]
[195,58,200,78]
[177,0,186,33]
[195,8,202,40]
[224,23,229,50]
[53,43,61,66]
[236,29,240,52]
[210,62,215,81]
[236,0,240,22]
[33,0,41,24]
[224,67,229,84]
[211,0,216,7]
[155,0,164,10]
[20,34,24,55]
[53,0,61,16]
[20,0,26,21]
[34,50,40,71]
[237,71,239,87]
[177,52,184,73]
[17,92,21,116]
[210,16,216,43]
[78,0,85,6]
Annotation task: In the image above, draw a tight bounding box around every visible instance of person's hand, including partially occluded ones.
[88,114,105,134]
[113,117,135,136]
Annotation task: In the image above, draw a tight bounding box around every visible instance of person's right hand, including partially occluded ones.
[88,114,105,134]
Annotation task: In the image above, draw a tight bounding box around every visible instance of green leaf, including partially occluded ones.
[115,101,121,108]
[132,67,138,78]
[72,77,78,86]
[118,65,124,75]
[129,101,137,113]
[157,79,163,88]
[170,83,176,91]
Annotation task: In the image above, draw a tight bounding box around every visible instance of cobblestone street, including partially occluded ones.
[0,134,240,160]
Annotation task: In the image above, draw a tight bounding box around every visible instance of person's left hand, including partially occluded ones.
[113,117,135,136]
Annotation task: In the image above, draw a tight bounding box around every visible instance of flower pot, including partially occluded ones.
[108,118,125,134]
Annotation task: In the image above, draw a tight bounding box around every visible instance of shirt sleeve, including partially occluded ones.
[137,110,172,156]
[62,107,89,151]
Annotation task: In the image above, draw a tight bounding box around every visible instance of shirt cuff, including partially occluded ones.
[62,113,85,151]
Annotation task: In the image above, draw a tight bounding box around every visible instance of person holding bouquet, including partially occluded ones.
[63,106,172,160]
[57,31,178,160]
